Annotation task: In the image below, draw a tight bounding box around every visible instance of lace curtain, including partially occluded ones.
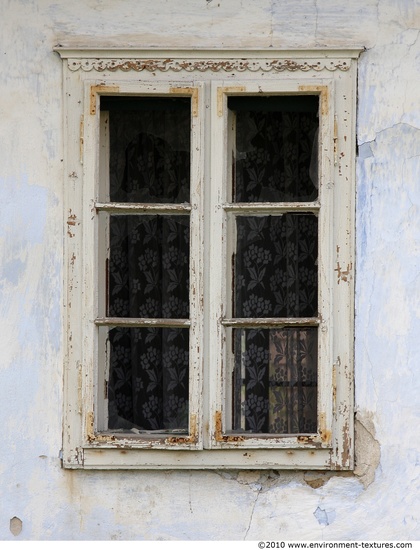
[106,97,318,434]
[106,103,191,431]
[232,102,319,434]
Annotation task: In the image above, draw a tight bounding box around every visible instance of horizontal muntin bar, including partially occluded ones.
[221,317,320,328]
[95,202,191,214]
[95,317,191,327]
[223,202,320,214]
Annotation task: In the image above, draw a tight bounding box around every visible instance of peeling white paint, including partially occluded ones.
[0,0,420,541]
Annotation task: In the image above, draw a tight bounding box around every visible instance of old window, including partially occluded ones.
[57,49,360,469]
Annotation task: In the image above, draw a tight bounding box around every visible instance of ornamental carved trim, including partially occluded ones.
[67,58,351,73]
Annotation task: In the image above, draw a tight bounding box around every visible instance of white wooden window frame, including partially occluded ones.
[56,48,360,469]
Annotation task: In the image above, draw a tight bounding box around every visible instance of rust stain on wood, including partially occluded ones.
[332,361,338,411]
[299,85,328,116]
[334,261,353,283]
[90,85,120,115]
[341,420,351,467]
[170,87,199,117]
[85,415,198,446]
[67,209,79,238]
[214,410,245,442]
[165,414,198,445]
[319,412,332,445]
[217,86,246,116]
[86,411,95,440]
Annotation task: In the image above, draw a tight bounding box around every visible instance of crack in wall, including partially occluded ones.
[314,0,319,42]
[188,472,194,515]
[269,0,274,47]
[358,122,420,148]
[407,29,420,48]
[244,484,262,540]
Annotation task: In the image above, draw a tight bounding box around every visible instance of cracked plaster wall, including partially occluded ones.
[1,0,419,541]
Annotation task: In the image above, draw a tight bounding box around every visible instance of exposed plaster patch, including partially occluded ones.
[358,142,373,161]
[303,471,330,489]
[217,469,355,494]
[354,411,381,488]
[237,470,263,488]
[214,424,379,495]
[10,517,22,536]
[314,506,335,526]
[217,469,291,493]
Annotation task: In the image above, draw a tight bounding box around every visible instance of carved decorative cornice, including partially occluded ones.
[66,57,351,73]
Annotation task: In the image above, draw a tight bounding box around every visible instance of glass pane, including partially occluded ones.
[108,327,189,432]
[231,327,317,434]
[228,96,319,202]
[107,215,190,318]
[104,97,191,203]
[234,214,318,318]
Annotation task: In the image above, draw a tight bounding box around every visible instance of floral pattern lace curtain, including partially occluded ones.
[230,97,319,434]
[105,99,191,431]
[105,96,319,435]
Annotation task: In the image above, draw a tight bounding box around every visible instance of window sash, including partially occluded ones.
[208,81,335,449]
[83,82,204,449]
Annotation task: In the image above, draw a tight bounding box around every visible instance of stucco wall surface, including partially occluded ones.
[0,0,419,540]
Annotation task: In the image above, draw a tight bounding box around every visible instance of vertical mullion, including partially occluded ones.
[201,82,212,449]
[189,84,204,447]
[208,81,227,447]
